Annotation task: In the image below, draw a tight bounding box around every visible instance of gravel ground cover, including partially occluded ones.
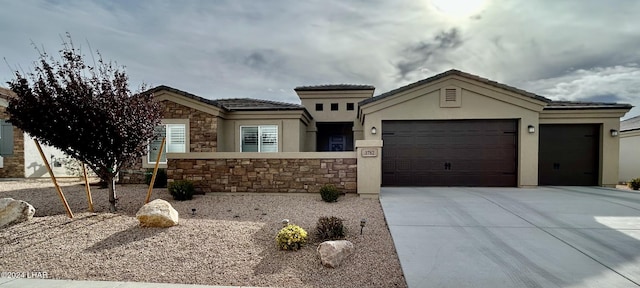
[0,179,407,288]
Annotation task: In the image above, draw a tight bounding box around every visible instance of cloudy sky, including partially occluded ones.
[1,0,638,118]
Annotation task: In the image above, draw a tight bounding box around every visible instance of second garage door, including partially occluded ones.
[538,124,599,186]
[382,119,518,187]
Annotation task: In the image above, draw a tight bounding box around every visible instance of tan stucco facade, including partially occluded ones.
[218,112,307,152]
[297,89,373,151]
[620,129,640,182]
[129,70,631,194]
[358,73,630,189]
[297,90,373,122]
[359,76,546,187]
[355,140,383,197]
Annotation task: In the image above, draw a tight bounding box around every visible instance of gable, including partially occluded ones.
[153,90,222,116]
[359,75,548,121]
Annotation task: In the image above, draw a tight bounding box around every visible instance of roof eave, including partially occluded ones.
[543,106,633,110]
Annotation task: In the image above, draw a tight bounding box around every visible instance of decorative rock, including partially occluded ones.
[136,199,179,227]
[0,198,35,228]
[317,240,355,268]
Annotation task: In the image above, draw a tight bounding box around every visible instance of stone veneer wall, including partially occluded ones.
[119,100,218,184]
[162,101,217,153]
[168,158,357,193]
[0,105,25,178]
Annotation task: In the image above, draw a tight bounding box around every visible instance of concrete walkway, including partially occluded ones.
[0,278,261,288]
[380,186,640,288]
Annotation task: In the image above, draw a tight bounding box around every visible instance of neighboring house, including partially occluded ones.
[120,69,630,196]
[619,115,640,183]
[0,87,77,179]
[0,87,24,178]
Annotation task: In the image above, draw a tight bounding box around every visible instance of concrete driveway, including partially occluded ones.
[380,187,640,288]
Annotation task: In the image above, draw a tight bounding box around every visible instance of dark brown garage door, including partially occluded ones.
[382,120,518,187]
[538,124,599,186]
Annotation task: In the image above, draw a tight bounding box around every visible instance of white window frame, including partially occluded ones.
[145,119,189,167]
[240,125,278,152]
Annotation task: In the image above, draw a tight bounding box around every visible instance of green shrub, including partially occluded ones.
[145,168,167,188]
[276,224,308,251]
[320,185,340,202]
[168,180,195,201]
[630,178,640,191]
[316,216,345,241]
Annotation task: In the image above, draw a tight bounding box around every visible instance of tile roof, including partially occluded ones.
[146,85,222,108]
[146,85,303,112]
[294,84,375,92]
[544,101,633,110]
[216,98,304,111]
[621,115,640,132]
[359,69,551,106]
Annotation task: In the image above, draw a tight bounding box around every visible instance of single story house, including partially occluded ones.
[0,87,78,178]
[619,115,640,182]
[119,69,631,197]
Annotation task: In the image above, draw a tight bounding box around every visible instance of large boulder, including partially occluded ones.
[136,199,179,227]
[317,240,355,268]
[0,198,35,228]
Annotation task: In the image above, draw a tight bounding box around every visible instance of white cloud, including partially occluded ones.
[1,0,639,118]
[521,65,640,118]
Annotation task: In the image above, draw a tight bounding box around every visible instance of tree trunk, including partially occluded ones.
[107,175,117,212]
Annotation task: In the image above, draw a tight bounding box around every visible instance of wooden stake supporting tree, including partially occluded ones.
[34,140,74,218]
[145,137,166,204]
[82,163,94,212]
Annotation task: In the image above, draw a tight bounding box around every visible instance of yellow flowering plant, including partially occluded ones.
[276,224,308,251]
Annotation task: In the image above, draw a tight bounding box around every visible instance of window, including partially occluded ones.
[241,125,278,152]
[331,103,339,111]
[346,103,354,111]
[315,103,323,111]
[0,119,14,156]
[148,124,186,164]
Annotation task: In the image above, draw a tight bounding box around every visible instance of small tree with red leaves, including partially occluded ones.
[7,34,161,211]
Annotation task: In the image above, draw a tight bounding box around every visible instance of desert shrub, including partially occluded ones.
[316,216,345,241]
[276,224,308,251]
[630,178,640,190]
[168,180,194,201]
[320,184,340,202]
[145,168,167,188]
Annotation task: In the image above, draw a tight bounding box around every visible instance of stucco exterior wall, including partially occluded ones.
[298,90,372,123]
[23,133,77,178]
[360,77,544,187]
[0,105,24,178]
[167,152,356,193]
[219,118,306,152]
[620,130,640,182]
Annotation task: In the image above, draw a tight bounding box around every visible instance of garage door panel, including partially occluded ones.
[538,124,599,186]
[382,120,518,187]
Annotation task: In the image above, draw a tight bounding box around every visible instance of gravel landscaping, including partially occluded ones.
[0,179,407,288]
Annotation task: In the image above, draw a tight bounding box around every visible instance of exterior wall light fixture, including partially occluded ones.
[611,129,619,137]
[371,127,377,135]
[528,125,535,134]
